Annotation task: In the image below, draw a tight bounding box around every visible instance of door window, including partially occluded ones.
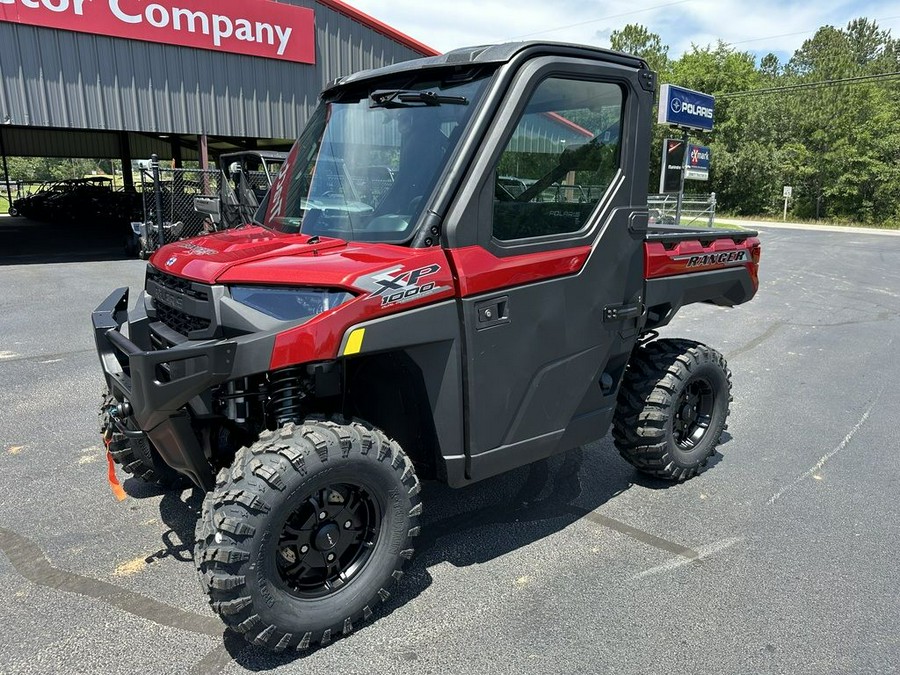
[492,77,623,241]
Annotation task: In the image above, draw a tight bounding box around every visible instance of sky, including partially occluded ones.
[346,0,900,64]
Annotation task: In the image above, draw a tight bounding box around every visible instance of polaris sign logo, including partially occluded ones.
[658,84,715,132]
[672,99,713,120]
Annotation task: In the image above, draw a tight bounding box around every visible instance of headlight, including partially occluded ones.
[230,286,353,321]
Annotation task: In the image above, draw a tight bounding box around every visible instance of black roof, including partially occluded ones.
[324,41,649,94]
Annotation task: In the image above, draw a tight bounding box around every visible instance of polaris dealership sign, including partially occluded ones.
[0,0,315,63]
[658,84,715,132]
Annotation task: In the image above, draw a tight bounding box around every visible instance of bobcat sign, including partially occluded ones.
[0,0,315,63]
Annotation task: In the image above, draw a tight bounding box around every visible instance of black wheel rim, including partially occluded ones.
[275,483,381,599]
[673,377,715,450]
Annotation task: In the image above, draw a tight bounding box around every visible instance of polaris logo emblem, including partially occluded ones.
[672,98,714,119]
[166,256,178,267]
[675,250,751,268]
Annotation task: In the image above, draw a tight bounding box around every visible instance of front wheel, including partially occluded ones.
[100,394,186,489]
[195,417,421,651]
[612,339,732,481]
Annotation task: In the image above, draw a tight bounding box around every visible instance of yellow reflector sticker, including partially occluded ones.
[344,328,365,356]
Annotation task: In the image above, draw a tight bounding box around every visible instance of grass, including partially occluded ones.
[718,213,900,230]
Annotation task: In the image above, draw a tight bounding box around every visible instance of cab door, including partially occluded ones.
[443,56,653,482]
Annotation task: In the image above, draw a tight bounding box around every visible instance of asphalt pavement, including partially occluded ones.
[0,221,898,674]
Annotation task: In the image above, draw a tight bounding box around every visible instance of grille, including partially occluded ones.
[146,267,208,301]
[154,303,211,336]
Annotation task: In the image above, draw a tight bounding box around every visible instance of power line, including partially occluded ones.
[724,14,900,47]
[718,70,900,98]
[505,0,691,40]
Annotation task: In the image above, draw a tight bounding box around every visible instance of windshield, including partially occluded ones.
[262,71,491,242]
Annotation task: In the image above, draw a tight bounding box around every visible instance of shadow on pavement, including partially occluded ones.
[142,443,686,670]
[0,215,133,265]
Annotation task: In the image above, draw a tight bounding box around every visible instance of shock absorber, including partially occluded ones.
[268,367,310,426]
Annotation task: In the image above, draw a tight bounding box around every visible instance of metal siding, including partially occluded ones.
[0,1,426,144]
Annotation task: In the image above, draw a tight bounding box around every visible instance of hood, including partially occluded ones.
[149,227,452,293]
[149,227,347,283]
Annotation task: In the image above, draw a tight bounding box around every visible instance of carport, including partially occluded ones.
[0,125,292,211]
[0,0,436,259]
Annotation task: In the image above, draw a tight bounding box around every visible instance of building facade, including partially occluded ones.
[0,0,436,178]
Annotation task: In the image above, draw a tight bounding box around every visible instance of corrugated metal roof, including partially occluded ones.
[0,0,429,141]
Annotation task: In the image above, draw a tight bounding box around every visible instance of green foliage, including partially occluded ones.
[627,16,900,226]
[2,156,107,182]
[610,24,670,76]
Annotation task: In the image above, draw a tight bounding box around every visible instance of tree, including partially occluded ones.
[608,24,671,192]
[609,24,670,76]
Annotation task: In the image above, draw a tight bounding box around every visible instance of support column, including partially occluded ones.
[199,133,210,194]
[119,131,134,190]
[171,137,182,168]
[674,128,689,226]
[199,133,209,170]
[0,128,13,212]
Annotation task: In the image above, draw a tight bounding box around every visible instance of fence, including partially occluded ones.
[648,193,717,228]
[1,180,22,198]
[139,162,222,251]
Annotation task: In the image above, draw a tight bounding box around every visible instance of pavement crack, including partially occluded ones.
[633,537,743,579]
[0,526,223,637]
[189,644,237,675]
[0,348,94,365]
[767,381,888,505]
[726,321,784,360]
[566,506,700,561]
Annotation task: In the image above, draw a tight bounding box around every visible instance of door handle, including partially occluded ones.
[604,302,644,322]
[475,296,509,329]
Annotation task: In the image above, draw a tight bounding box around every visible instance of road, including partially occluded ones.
[1,223,898,674]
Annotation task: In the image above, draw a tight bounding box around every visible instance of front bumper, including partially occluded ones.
[92,287,237,489]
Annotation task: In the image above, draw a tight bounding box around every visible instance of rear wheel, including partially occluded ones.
[612,339,732,481]
[99,394,186,488]
[195,417,421,651]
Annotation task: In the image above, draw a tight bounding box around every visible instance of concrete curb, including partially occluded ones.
[719,218,900,237]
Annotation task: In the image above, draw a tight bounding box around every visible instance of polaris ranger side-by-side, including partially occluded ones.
[93,42,761,650]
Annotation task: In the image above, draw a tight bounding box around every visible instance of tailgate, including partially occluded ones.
[641,229,761,328]
[644,229,760,280]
